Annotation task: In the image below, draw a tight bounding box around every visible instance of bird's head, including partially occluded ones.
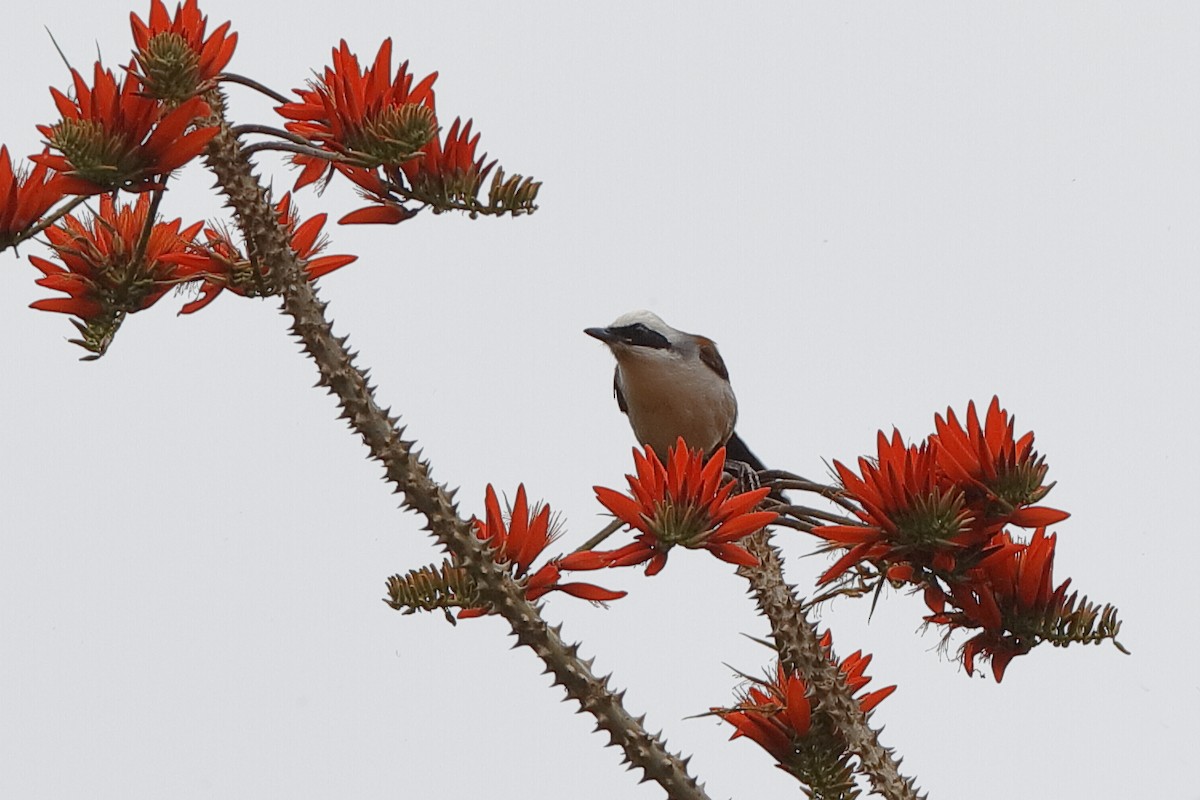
[586,309,691,360]
[585,310,728,379]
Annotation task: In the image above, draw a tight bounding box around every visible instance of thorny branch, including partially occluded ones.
[199,87,713,800]
[737,529,925,800]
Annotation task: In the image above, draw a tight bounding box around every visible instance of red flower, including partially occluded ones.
[457,485,626,619]
[34,61,218,194]
[399,117,493,201]
[719,662,814,764]
[335,165,418,225]
[277,38,438,188]
[29,192,202,357]
[591,438,775,575]
[164,192,357,313]
[130,0,237,102]
[812,429,975,585]
[932,397,1068,530]
[0,146,67,250]
[929,528,1070,682]
[334,119,496,223]
[715,631,895,776]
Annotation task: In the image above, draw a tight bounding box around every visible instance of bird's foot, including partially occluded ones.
[724,458,763,496]
[724,458,787,505]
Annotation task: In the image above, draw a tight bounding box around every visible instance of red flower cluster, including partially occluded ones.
[29,193,203,357]
[130,0,237,102]
[276,39,496,222]
[35,61,218,195]
[457,485,626,619]
[715,631,895,785]
[813,430,976,587]
[164,192,357,313]
[591,438,776,575]
[814,398,1067,586]
[928,528,1071,682]
[277,39,438,185]
[811,398,1076,680]
[933,399,1065,529]
[397,117,493,207]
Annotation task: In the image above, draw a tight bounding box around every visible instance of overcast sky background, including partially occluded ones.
[2,2,1197,798]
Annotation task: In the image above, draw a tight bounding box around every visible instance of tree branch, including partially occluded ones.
[737,530,925,800]
[198,86,712,800]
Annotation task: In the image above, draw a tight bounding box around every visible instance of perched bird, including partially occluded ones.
[585,310,767,471]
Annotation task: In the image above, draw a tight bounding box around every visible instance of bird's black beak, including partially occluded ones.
[584,326,618,344]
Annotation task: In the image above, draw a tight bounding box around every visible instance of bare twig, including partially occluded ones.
[761,470,861,515]
[239,140,354,163]
[219,71,292,104]
[576,519,624,553]
[131,188,164,268]
[230,124,315,147]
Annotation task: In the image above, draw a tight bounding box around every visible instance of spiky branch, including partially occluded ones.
[738,530,925,800]
[199,87,711,800]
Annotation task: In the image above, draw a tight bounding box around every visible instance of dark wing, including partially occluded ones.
[613,367,628,414]
[695,337,729,381]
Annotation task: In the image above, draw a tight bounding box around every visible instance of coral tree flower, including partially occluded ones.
[929,528,1070,682]
[592,438,776,575]
[334,166,418,225]
[164,191,356,313]
[457,485,626,619]
[0,146,66,250]
[130,0,238,102]
[29,192,202,357]
[277,38,438,189]
[932,397,1068,530]
[35,61,218,194]
[400,117,493,204]
[813,430,975,586]
[721,662,815,765]
[813,399,1068,588]
[275,39,513,221]
[715,631,895,785]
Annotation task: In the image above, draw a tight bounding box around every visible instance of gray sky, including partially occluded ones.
[2,2,1196,798]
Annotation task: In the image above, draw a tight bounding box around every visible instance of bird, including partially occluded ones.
[584,310,768,472]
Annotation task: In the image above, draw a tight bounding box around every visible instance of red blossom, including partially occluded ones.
[335,165,418,225]
[932,397,1068,530]
[811,429,975,585]
[457,485,625,619]
[334,119,495,223]
[29,192,202,357]
[715,630,895,775]
[163,192,357,313]
[0,146,67,249]
[34,61,218,194]
[813,400,1068,597]
[591,438,775,575]
[130,0,237,101]
[399,117,494,198]
[277,38,438,189]
[720,663,813,764]
[927,528,1071,681]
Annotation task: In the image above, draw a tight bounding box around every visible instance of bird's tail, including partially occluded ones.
[724,431,767,472]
